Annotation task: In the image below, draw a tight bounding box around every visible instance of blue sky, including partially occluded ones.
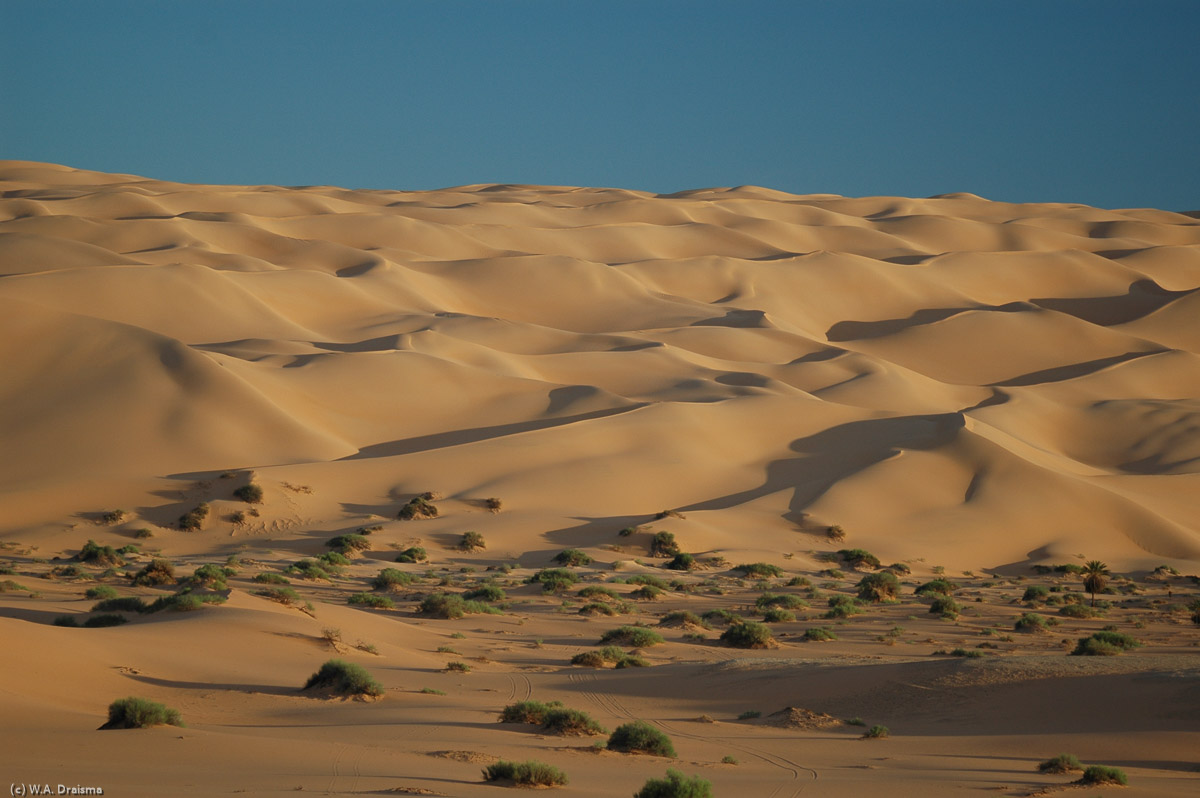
[3,0,1198,209]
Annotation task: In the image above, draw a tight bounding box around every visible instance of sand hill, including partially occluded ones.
[1,162,1198,796]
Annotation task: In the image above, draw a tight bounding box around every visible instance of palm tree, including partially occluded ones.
[1082,560,1109,607]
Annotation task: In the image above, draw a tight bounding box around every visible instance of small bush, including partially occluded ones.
[178,503,209,530]
[762,608,796,623]
[541,707,606,736]
[481,760,568,787]
[862,724,889,739]
[856,571,900,602]
[720,621,774,648]
[1060,603,1101,619]
[1022,585,1049,603]
[579,602,618,616]
[133,528,154,539]
[92,597,148,613]
[554,548,593,567]
[838,548,881,569]
[254,586,300,604]
[85,585,119,600]
[348,593,395,609]
[804,626,837,641]
[189,563,231,590]
[398,496,438,520]
[253,573,290,585]
[145,593,225,613]
[579,585,620,601]
[825,595,865,618]
[1037,753,1083,773]
[701,608,739,625]
[633,769,712,798]
[287,559,336,581]
[485,497,503,513]
[755,592,807,610]
[607,721,676,757]
[372,568,416,591]
[326,534,371,556]
[302,659,384,697]
[84,614,128,628]
[100,697,183,729]
[631,585,664,601]
[659,611,710,628]
[233,483,264,504]
[499,699,563,724]
[463,584,506,602]
[53,615,79,627]
[664,552,699,571]
[445,661,471,672]
[1014,612,1049,632]
[915,579,958,596]
[734,562,783,578]
[419,592,500,619]
[77,540,124,566]
[624,574,669,589]
[650,531,681,557]
[394,546,427,563]
[599,626,665,647]
[929,596,962,619]
[1071,630,1141,656]
[571,650,608,667]
[456,531,485,551]
[132,559,176,586]
[528,568,578,593]
[1079,765,1127,786]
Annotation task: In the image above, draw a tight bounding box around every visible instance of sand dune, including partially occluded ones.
[2,162,1198,795]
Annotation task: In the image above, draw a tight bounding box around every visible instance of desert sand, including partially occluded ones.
[1,161,1197,796]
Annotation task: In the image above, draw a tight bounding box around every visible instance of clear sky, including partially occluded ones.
[3,0,1198,209]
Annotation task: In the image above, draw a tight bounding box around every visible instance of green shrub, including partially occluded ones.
[445,661,471,672]
[633,769,712,798]
[616,655,649,668]
[481,760,568,787]
[755,593,807,610]
[394,546,427,563]
[92,597,148,613]
[762,608,796,623]
[84,614,128,628]
[804,626,837,641]
[485,497,503,513]
[650,531,681,557]
[1079,765,1127,786]
[664,552,698,571]
[862,724,889,739]
[398,496,438,520]
[320,551,351,567]
[579,602,618,616]
[326,533,371,555]
[528,568,578,593]
[701,608,739,625]
[838,548,881,569]
[554,548,593,567]
[929,596,962,619]
[77,540,124,566]
[624,574,669,589]
[599,626,664,647]
[254,586,300,604]
[53,615,79,627]
[419,592,500,619]
[1037,753,1083,773]
[253,573,290,585]
[886,562,911,575]
[302,659,384,697]
[372,568,416,590]
[659,611,710,628]
[631,585,664,601]
[233,483,264,503]
[1022,585,1049,603]
[178,503,209,530]
[287,559,336,580]
[100,697,183,729]
[1054,563,1084,575]
[607,721,676,757]
[734,563,783,578]
[825,595,865,618]
[1014,612,1049,632]
[541,707,606,736]
[189,563,231,590]
[145,593,225,613]
[457,531,485,551]
[348,593,395,609]
[570,651,608,667]
[499,699,563,724]
[463,584,506,602]
[132,559,176,586]
[133,528,153,539]
[1060,603,1100,619]
[85,585,119,600]
[856,571,900,602]
[1071,630,1141,656]
[915,579,958,596]
[720,621,774,648]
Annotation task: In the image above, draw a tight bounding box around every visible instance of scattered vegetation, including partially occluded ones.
[1079,765,1127,786]
[862,724,889,739]
[253,573,290,585]
[607,721,676,757]
[554,548,593,567]
[929,596,962,619]
[85,585,119,600]
[419,592,501,619]
[1014,612,1051,632]
[599,626,665,647]
[457,531,486,551]
[371,568,416,591]
[481,760,568,787]
[325,534,371,556]
[348,593,395,609]
[633,770,712,798]
[100,697,183,729]
[720,621,774,648]
[132,558,176,586]
[178,503,209,530]
[398,495,438,520]
[77,540,124,566]
[915,579,958,596]
[734,563,783,578]
[1037,754,1083,773]
[462,584,506,602]
[804,626,837,642]
[394,546,427,563]
[528,567,578,593]
[665,553,699,571]
[302,659,384,697]
[856,571,900,602]
[838,548,881,569]
[1071,630,1141,656]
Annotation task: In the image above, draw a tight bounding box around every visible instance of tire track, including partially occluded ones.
[505,670,533,703]
[569,671,816,796]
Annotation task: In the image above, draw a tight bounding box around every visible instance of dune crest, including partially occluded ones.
[2,161,1198,568]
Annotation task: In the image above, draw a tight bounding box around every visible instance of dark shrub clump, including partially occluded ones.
[481,760,568,787]
[633,769,712,798]
[720,621,774,648]
[302,659,384,697]
[100,697,183,729]
[607,721,676,757]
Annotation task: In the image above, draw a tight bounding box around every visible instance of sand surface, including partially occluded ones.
[1,161,1198,795]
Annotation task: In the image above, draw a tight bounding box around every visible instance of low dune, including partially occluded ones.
[1,161,1197,795]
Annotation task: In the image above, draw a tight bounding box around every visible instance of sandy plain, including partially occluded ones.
[1,160,1198,796]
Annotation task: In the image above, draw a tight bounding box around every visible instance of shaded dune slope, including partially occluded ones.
[2,160,1198,567]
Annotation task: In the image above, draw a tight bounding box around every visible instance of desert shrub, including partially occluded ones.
[838,548,881,569]
[1014,612,1049,632]
[485,497,503,512]
[1022,585,1049,603]
[100,697,183,729]
[886,562,911,575]
[762,608,796,623]
[1054,563,1084,575]
[755,593,807,610]
[178,503,209,530]
[624,574,669,589]
[1060,603,1100,619]
[1071,630,1141,656]
[541,707,606,736]
[528,568,578,593]
[326,534,371,555]
[734,562,783,578]
[570,650,608,667]
[233,483,264,503]
[454,531,484,551]
[650,531,681,557]
[419,592,500,619]
[929,596,962,619]
[481,760,568,787]
[856,571,900,602]
[133,528,153,539]
[579,602,619,616]
[463,584,506,602]
[608,721,676,756]
[701,608,739,625]
[348,593,395,609]
[53,615,79,627]
[862,724,889,739]
[1037,753,1083,773]
[659,611,710,628]
[616,655,650,668]
[804,626,837,641]
[254,586,300,604]
[720,621,774,648]
[92,597,148,613]
[915,579,958,596]
[372,568,416,590]
[398,496,438,520]
[631,585,664,600]
[554,548,593,567]
[189,563,231,590]
[599,626,664,647]
[394,546,427,563]
[132,559,176,586]
[99,509,126,525]
[825,595,865,618]
[303,659,384,697]
[633,769,712,798]
[499,700,563,724]
[146,593,219,612]
[253,573,290,585]
[825,524,846,542]
[445,661,471,672]
[1079,765,1127,786]
[84,614,128,627]
[77,540,124,566]
[579,585,620,600]
[317,552,350,569]
[287,559,336,580]
[664,552,698,571]
[85,585,119,600]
